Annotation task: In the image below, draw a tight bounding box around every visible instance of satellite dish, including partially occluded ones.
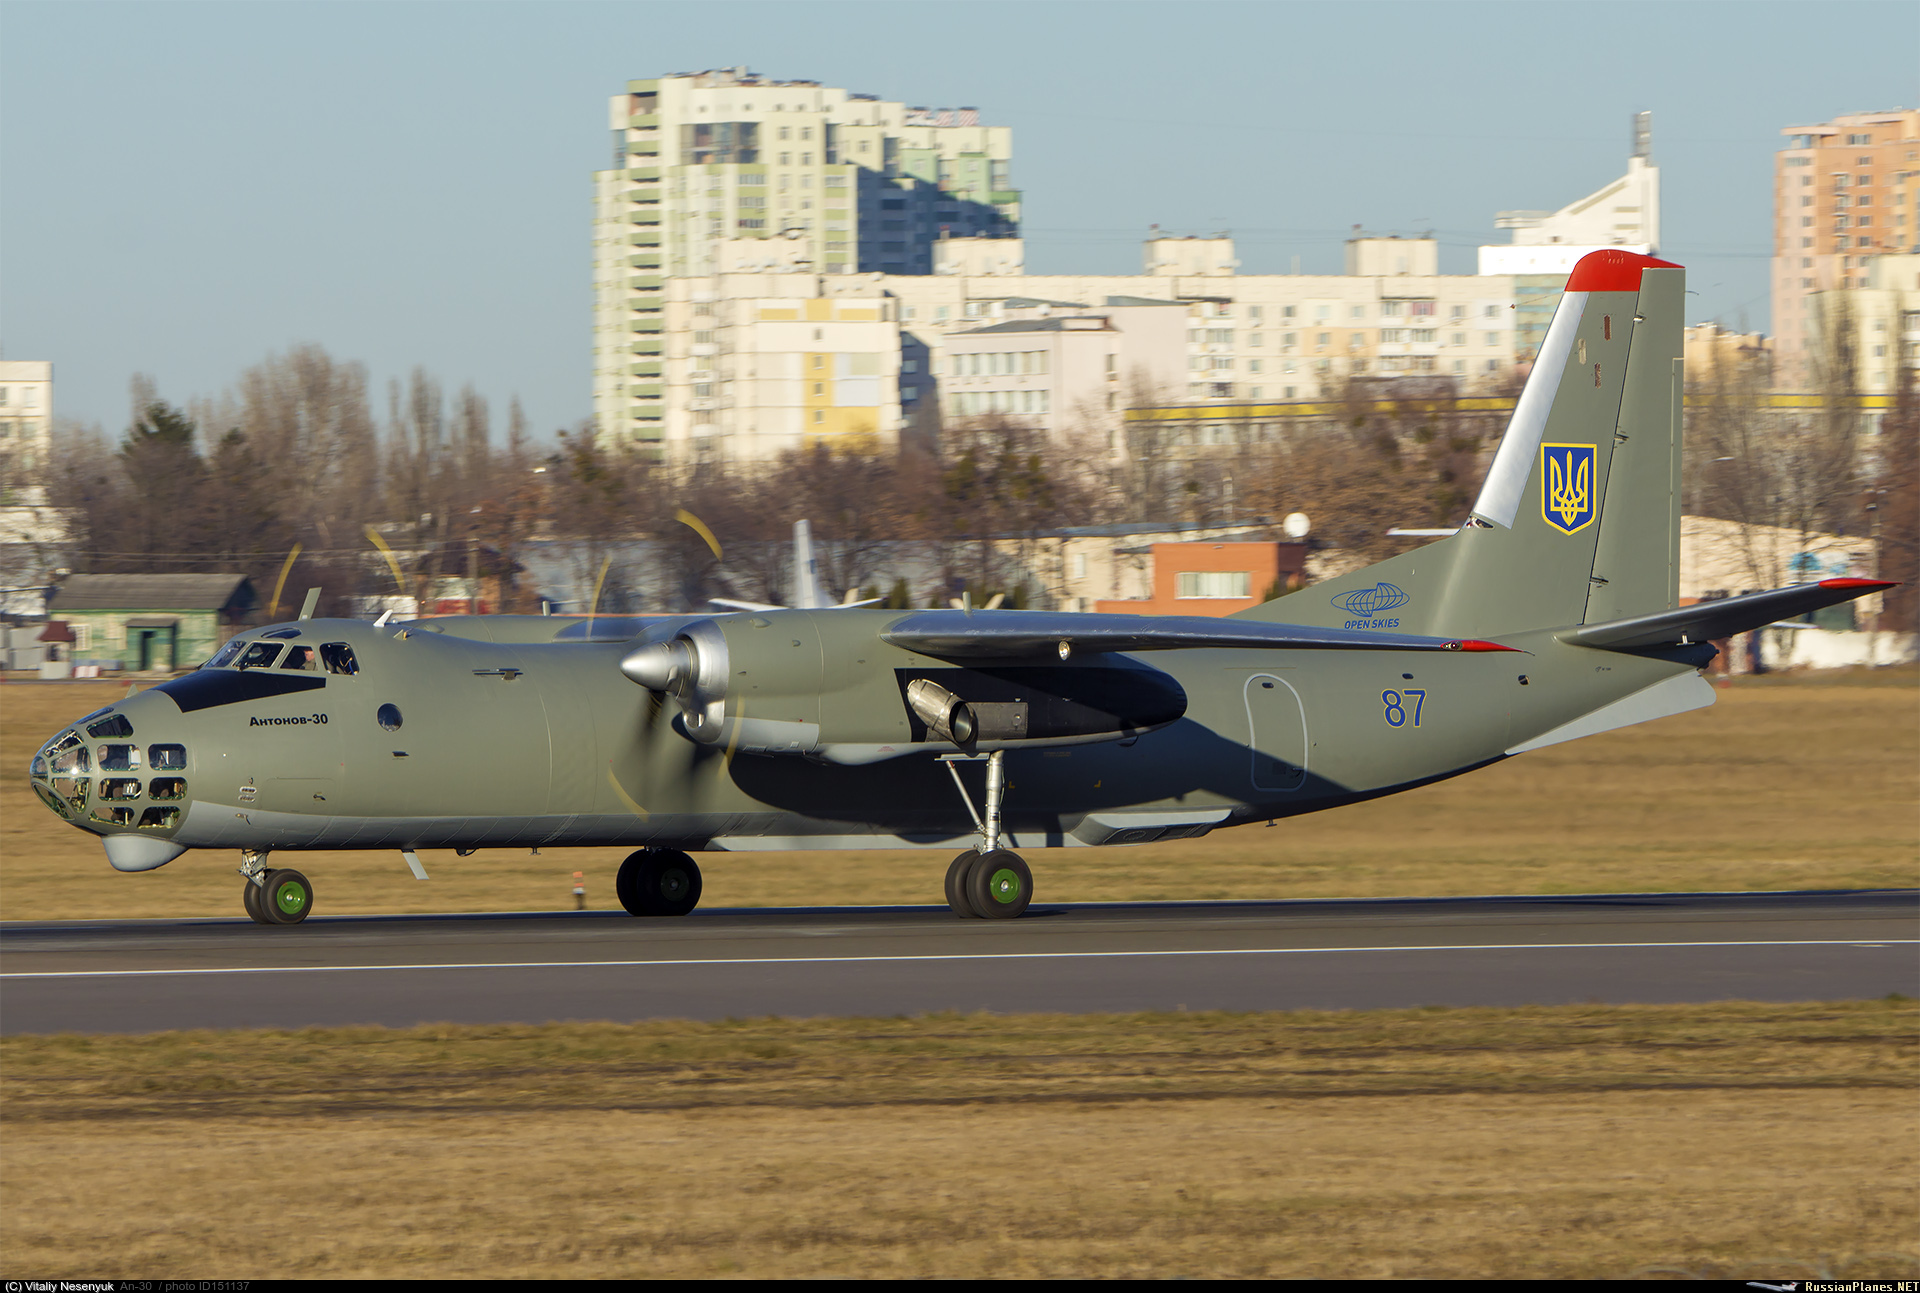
[1282,512,1311,540]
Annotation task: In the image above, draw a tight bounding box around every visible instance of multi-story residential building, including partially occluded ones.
[619,245,1518,464]
[653,275,903,463]
[882,240,1515,415]
[1479,113,1660,362]
[0,361,53,499]
[591,81,1692,467]
[941,299,1187,432]
[1772,109,1920,383]
[1683,323,1774,384]
[1804,253,1920,396]
[592,68,1018,452]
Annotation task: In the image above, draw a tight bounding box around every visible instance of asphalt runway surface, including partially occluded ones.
[1,889,1914,1035]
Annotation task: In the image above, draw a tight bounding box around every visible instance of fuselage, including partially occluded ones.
[30,609,1697,870]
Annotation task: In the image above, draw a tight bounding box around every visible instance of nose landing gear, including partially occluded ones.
[939,750,1033,919]
[239,850,315,925]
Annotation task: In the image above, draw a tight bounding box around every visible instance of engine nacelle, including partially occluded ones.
[619,618,731,739]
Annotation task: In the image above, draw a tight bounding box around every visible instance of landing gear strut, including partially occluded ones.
[617,848,703,917]
[939,750,1033,919]
[238,849,315,925]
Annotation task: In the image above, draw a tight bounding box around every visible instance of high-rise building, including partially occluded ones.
[592,68,1019,453]
[1772,109,1920,383]
[1479,113,1660,362]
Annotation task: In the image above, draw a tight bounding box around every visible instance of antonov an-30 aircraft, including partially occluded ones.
[29,250,1891,924]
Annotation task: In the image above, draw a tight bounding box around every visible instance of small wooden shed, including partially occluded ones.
[44,573,257,671]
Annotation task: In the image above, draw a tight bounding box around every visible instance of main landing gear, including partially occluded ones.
[617,848,703,917]
[940,750,1033,920]
[239,849,315,926]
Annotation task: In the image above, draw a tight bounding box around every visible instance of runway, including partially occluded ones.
[1,889,1913,1034]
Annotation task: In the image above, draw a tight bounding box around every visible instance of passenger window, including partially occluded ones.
[280,645,318,671]
[149,744,187,771]
[98,744,141,771]
[320,643,359,676]
[237,643,283,669]
[208,640,246,668]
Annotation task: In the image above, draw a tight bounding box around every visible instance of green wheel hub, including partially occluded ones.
[274,880,308,915]
[986,868,1024,904]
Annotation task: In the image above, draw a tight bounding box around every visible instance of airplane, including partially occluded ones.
[28,250,1895,926]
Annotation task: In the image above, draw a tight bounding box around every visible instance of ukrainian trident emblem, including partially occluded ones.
[1541,444,1597,535]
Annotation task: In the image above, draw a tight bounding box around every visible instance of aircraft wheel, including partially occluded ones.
[944,849,981,917]
[965,850,1032,920]
[617,849,703,917]
[241,878,272,925]
[261,869,314,925]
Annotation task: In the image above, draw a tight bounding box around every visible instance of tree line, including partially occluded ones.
[23,339,1911,627]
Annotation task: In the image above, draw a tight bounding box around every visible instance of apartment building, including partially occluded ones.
[0,361,53,499]
[655,275,902,462]
[592,68,1018,451]
[1772,109,1920,383]
[884,241,1516,413]
[591,78,1690,467]
[941,298,1187,432]
[1804,253,1920,395]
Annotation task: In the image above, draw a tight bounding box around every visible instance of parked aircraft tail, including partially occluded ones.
[1245,249,1690,640]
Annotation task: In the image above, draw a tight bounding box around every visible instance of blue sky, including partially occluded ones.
[4,0,1915,439]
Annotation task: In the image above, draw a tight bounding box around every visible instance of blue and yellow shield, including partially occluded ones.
[1540,443,1597,535]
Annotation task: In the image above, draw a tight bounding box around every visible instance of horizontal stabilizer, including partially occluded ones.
[883,609,1518,658]
[1562,579,1895,650]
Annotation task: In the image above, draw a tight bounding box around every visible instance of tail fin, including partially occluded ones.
[1242,249,1685,639]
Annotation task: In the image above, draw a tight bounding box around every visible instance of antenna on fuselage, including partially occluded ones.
[298,588,321,621]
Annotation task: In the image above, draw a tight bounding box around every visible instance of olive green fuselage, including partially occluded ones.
[31,609,1697,862]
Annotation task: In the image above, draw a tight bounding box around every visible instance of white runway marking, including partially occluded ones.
[3,939,1912,979]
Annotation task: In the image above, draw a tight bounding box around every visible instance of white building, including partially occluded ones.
[0,360,53,501]
[659,275,902,463]
[1478,112,1661,276]
[941,299,1188,433]
[1805,252,1920,395]
[593,68,1018,452]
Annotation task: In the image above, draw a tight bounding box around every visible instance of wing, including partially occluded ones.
[880,609,1515,659]
[1562,578,1895,651]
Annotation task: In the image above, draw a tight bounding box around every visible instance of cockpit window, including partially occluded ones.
[237,642,284,670]
[98,743,141,771]
[264,628,303,640]
[86,713,134,738]
[149,744,187,770]
[208,640,246,668]
[320,643,359,675]
[280,645,318,671]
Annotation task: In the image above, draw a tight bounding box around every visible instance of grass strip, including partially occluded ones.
[5,998,1914,1123]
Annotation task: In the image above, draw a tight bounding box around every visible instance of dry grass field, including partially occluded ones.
[3,1001,1914,1279]
[2,667,1914,920]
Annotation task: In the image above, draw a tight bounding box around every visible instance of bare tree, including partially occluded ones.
[1691,301,1864,591]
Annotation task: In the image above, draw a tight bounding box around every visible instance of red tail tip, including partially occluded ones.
[1563,249,1683,293]
[1454,639,1520,653]
[1818,578,1898,590]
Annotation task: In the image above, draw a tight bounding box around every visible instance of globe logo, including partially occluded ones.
[1331,583,1409,616]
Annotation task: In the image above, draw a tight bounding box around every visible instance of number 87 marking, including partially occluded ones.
[1382,689,1425,727]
